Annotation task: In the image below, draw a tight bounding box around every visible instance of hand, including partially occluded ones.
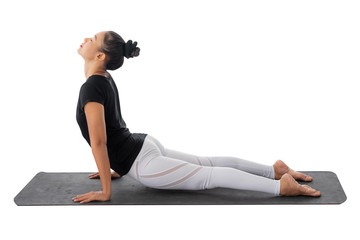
[89,171,121,179]
[72,191,111,204]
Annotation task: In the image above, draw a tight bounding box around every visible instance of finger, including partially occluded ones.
[80,198,91,204]
[73,197,81,202]
[80,194,95,204]
[72,195,85,202]
[74,193,90,201]
[72,194,82,200]
[78,196,88,204]
[72,193,86,201]
[76,196,89,203]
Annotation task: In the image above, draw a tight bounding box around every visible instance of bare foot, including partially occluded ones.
[273,160,313,181]
[112,171,121,178]
[280,173,321,197]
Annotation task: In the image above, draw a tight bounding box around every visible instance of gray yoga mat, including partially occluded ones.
[14,171,346,206]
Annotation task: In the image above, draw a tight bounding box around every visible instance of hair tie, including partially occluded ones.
[124,40,140,59]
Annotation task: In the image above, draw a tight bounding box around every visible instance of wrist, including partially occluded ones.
[103,191,112,197]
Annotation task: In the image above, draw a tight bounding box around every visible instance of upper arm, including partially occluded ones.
[84,102,107,146]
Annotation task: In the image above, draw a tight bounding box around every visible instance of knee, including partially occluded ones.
[205,166,236,189]
[198,156,215,167]
[179,166,214,190]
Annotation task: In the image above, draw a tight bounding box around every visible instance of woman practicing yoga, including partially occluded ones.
[73,30,321,204]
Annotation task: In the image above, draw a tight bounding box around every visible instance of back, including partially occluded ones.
[76,74,147,176]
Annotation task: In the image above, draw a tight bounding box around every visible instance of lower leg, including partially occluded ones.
[206,166,281,195]
[200,167,320,197]
[208,156,275,179]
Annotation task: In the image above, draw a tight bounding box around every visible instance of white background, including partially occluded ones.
[1,0,358,239]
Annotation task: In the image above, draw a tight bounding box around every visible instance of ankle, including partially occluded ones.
[273,163,281,180]
[273,160,289,180]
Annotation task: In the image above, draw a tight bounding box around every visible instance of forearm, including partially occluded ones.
[91,144,112,196]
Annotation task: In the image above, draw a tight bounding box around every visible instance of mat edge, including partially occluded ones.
[14,171,47,206]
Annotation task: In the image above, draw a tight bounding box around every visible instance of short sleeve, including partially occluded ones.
[79,82,105,111]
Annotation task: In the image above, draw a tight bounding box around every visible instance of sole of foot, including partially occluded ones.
[280,173,321,197]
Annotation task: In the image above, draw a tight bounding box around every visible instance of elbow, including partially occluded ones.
[90,140,107,149]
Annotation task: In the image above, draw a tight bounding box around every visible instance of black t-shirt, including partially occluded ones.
[76,74,147,176]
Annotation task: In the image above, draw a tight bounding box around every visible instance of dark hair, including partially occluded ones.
[98,31,140,70]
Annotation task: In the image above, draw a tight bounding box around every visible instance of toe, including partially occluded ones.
[300,174,312,181]
[301,185,321,197]
[301,185,314,195]
[292,170,312,181]
[305,175,313,182]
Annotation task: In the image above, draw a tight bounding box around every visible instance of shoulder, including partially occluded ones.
[86,75,108,86]
[81,76,109,92]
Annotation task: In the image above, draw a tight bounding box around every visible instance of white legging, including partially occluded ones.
[127,135,281,195]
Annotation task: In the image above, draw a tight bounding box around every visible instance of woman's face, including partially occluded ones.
[77,31,107,62]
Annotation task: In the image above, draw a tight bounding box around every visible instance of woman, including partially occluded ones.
[72,31,321,204]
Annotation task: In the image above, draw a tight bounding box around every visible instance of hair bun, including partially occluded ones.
[124,40,140,59]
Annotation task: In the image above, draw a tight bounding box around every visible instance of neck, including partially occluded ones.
[84,61,107,80]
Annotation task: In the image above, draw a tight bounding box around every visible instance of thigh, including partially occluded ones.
[137,154,212,190]
[141,134,214,165]
[164,148,214,166]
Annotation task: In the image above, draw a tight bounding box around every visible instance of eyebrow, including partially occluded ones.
[94,35,97,41]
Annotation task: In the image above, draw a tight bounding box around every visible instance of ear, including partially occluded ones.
[96,52,106,62]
